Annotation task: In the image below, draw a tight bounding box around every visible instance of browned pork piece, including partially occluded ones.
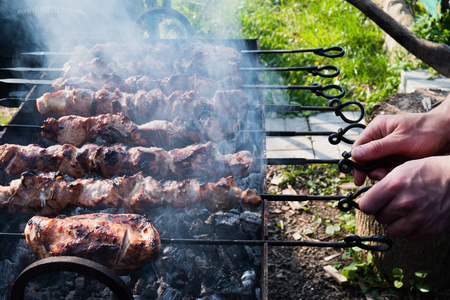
[0,142,253,180]
[52,73,244,96]
[42,113,235,148]
[36,88,250,124]
[25,213,160,271]
[0,172,261,215]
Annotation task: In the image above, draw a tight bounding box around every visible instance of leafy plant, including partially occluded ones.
[413,11,450,45]
[393,268,434,298]
[341,250,393,297]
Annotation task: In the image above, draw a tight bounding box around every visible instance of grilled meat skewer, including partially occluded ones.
[25,213,160,271]
[52,73,244,96]
[37,88,250,124]
[0,142,253,180]
[0,172,261,215]
[42,113,235,148]
[62,42,243,79]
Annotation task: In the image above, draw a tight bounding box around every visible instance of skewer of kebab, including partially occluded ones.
[0,142,253,180]
[42,113,235,148]
[41,113,361,148]
[6,212,391,275]
[36,88,250,124]
[52,73,244,96]
[24,213,160,271]
[59,42,243,79]
[0,172,261,215]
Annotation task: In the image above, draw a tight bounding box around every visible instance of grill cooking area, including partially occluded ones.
[0,2,391,299]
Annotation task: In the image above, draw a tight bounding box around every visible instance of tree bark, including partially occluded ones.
[355,90,450,291]
[345,0,450,78]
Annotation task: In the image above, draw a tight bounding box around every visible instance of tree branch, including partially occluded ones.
[345,0,450,77]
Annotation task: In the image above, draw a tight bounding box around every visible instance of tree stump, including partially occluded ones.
[355,88,450,291]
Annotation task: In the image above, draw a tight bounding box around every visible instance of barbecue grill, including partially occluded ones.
[0,5,390,299]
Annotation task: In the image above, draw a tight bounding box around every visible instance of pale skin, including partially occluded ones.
[351,96,450,242]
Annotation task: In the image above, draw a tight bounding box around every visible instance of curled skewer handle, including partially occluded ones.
[329,99,365,124]
[343,234,393,251]
[314,84,345,99]
[338,151,379,174]
[311,65,340,78]
[314,46,346,58]
[338,186,372,212]
[328,123,365,145]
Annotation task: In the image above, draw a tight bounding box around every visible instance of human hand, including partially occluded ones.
[351,104,450,185]
[357,156,450,242]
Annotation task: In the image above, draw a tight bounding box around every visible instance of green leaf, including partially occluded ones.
[343,262,358,271]
[394,280,403,289]
[366,252,373,264]
[416,282,431,293]
[392,268,403,279]
[277,220,284,230]
[302,228,314,235]
[325,224,340,235]
[341,266,357,280]
[333,261,341,269]
[414,270,431,279]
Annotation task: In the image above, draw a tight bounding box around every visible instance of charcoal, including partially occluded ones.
[190,218,212,236]
[244,246,261,266]
[197,295,228,300]
[200,268,242,296]
[158,286,182,300]
[223,245,248,263]
[213,211,240,238]
[236,172,264,193]
[239,212,262,238]
[241,270,256,295]
[184,206,212,221]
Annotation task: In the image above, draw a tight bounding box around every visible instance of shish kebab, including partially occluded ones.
[39,113,361,148]
[58,42,244,80]
[52,73,244,96]
[36,88,249,124]
[0,172,261,215]
[25,213,160,271]
[0,141,253,180]
[7,212,390,274]
[42,113,235,148]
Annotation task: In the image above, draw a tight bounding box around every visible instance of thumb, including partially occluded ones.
[352,137,398,161]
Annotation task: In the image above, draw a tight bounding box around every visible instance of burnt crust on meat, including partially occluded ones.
[24,213,160,271]
[0,142,253,180]
[0,172,262,215]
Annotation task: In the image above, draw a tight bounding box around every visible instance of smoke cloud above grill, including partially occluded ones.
[16,0,142,52]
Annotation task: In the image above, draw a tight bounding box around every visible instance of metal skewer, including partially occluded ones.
[240,65,340,78]
[0,78,54,85]
[241,46,345,58]
[0,67,63,72]
[242,83,345,99]
[20,46,345,58]
[0,98,364,125]
[241,123,365,145]
[0,232,390,251]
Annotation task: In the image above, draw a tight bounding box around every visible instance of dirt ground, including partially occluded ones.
[265,165,367,299]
